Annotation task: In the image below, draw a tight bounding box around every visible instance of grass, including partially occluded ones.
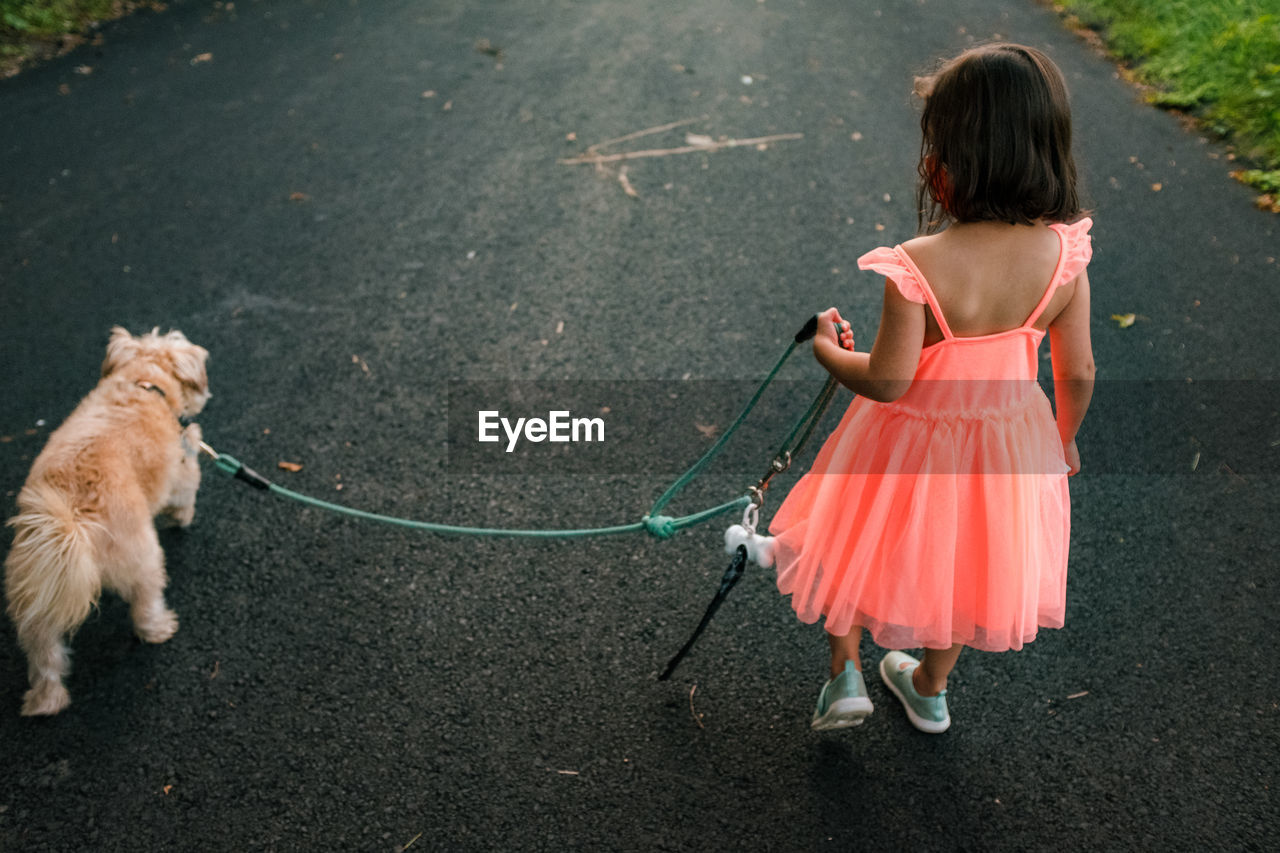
[0,1,157,76]
[1054,0,1280,205]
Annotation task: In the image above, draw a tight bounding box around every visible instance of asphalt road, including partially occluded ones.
[1,0,1277,850]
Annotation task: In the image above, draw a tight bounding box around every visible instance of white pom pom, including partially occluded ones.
[755,535,776,568]
[724,524,776,567]
[725,524,750,554]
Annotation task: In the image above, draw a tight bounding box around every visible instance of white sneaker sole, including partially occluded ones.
[810,696,874,731]
[879,658,951,733]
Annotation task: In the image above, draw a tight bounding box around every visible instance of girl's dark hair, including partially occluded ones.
[915,43,1081,232]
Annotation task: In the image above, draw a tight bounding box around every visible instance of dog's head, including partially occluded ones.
[102,327,211,417]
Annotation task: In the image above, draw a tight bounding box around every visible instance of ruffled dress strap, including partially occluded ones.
[1025,217,1094,327]
[858,246,955,338]
[857,247,927,304]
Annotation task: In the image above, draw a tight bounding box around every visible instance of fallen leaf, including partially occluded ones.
[555,320,565,334]
[1111,313,1136,328]
[74,65,93,76]
[1255,194,1280,213]
[1150,182,1163,192]
[289,191,309,201]
[191,53,213,65]
[851,131,863,141]
[277,461,303,472]
[421,90,436,98]
[695,422,719,438]
[162,785,173,795]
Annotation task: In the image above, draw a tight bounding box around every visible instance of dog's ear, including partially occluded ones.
[168,334,211,414]
[101,327,140,377]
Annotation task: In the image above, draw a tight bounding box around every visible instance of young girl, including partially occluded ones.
[770,43,1096,733]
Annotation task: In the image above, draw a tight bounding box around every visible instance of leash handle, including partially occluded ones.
[794,314,819,343]
[796,313,855,350]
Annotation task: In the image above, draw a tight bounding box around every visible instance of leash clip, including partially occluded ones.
[747,449,792,508]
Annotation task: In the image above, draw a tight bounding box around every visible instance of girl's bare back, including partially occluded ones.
[902,221,1078,347]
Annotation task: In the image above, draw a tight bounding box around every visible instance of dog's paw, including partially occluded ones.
[21,680,71,716]
[135,608,179,643]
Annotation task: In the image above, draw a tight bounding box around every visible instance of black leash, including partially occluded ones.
[658,545,749,680]
[657,314,850,681]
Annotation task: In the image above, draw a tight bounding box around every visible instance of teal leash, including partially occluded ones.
[201,315,841,542]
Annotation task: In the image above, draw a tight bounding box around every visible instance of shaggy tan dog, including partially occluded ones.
[5,327,209,715]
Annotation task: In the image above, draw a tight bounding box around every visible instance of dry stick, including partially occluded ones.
[689,684,705,729]
[617,166,639,198]
[559,133,805,166]
[585,116,706,155]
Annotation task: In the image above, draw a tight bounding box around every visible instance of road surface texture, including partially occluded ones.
[1,0,1276,850]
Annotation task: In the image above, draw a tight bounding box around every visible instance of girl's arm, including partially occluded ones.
[812,279,925,402]
[1047,270,1096,474]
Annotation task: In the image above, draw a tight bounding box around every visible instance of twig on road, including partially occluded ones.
[584,117,704,155]
[689,683,705,729]
[560,118,804,196]
[559,132,804,166]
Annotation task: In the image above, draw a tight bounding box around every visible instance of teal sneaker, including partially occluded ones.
[879,651,951,733]
[811,661,874,731]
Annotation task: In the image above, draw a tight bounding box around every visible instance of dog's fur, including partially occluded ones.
[4,327,209,715]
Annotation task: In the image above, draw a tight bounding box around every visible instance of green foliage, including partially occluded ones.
[1235,168,1280,193]
[1059,0,1280,170]
[0,1,117,37]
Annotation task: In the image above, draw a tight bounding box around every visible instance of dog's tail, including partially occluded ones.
[4,481,103,638]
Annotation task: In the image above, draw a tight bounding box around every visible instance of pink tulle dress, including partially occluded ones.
[771,218,1093,652]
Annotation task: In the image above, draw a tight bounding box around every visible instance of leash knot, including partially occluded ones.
[642,514,677,540]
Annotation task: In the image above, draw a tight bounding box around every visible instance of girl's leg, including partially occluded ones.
[913,643,963,696]
[827,627,864,678]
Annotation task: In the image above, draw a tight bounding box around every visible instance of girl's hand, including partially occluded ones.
[815,307,855,355]
[1063,439,1081,476]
